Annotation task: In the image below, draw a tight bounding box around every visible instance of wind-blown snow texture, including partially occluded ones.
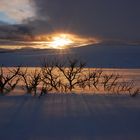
[0,45,140,68]
[0,94,140,140]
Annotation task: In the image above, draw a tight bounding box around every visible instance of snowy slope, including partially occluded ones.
[0,45,140,68]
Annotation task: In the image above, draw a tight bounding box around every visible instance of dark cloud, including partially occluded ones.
[23,18,53,35]
[32,0,140,42]
[0,24,33,40]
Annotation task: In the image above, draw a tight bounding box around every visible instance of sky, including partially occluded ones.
[0,0,140,48]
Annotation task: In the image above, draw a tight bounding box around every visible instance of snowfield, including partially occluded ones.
[0,94,140,140]
[0,44,140,140]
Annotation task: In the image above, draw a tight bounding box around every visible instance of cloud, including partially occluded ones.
[0,0,140,45]
[0,24,33,41]
[31,0,140,42]
[0,0,36,23]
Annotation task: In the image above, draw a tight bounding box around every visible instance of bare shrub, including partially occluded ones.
[39,84,48,98]
[0,66,21,95]
[77,78,87,90]
[19,68,41,95]
[41,59,62,92]
[115,80,135,94]
[84,69,102,90]
[130,88,140,97]
[102,73,121,93]
[19,68,32,94]
[56,58,86,92]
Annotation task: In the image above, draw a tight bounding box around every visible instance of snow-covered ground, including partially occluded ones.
[0,44,140,139]
[0,94,140,140]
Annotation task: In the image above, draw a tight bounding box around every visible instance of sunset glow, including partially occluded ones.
[33,33,100,49]
[48,34,73,49]
[0,33,100,50]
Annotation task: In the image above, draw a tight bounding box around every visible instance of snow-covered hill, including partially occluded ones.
[0,45,140,68]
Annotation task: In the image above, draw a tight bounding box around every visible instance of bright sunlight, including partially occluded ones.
[49,34,73,49]
[29,33,100,49]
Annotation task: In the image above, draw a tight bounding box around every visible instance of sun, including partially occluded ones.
[49,34,73,49]
[31,33,100,49]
